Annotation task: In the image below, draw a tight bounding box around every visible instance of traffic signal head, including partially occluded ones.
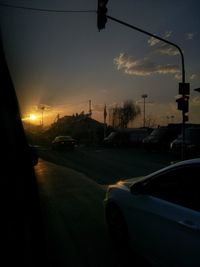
[176,96,189,113]
[179,83,190,95]
[97,0,108,31]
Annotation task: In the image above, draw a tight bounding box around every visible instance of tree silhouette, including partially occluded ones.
[110,100,141,128]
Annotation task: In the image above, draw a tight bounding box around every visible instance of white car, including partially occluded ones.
[104,158,200,267]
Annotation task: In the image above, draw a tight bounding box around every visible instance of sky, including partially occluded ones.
[1,0,200,127]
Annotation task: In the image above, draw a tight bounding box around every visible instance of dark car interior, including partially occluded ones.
[0,34,47,266]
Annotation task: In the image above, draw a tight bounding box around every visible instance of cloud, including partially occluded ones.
[155,43,179,56]
[174,73,182,81]
[114,53,180,77]
[191,96,200,106]
[147,32,180,56]
[147,31,172,47]
[191,96,200,105]
[175,73,198,83]
[147,37,160,47]
[164,31,172,38]
[186,32,196,40]
[32,103,51,111]
[190,74,198,80]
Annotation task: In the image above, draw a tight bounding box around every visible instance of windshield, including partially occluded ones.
[1,1,200,266]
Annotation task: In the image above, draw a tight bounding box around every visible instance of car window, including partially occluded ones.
[1,1,200,266]
[143,166,200,211]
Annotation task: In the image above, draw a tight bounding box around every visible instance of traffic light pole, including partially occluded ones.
[106,15,186,159]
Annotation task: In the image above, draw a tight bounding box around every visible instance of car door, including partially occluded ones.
[129,165,200,267]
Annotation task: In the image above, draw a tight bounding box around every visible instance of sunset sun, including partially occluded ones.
[29,114,37,121]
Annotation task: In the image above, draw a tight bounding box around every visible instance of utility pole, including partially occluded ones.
[141,94,148,128]
[103,104,107,138]
[89,99,92,117]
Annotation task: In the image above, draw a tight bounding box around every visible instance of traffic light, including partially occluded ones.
[179,83,190,95]
[97,0,109,31]
[176,96,189,113]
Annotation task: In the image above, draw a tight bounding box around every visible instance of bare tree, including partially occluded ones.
[110,100,141,128]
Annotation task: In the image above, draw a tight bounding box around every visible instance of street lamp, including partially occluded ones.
[141,94,148,128]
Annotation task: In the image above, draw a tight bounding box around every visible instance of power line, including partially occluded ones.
[0,3,96,13]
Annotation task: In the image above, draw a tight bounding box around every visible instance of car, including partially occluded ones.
[103,128,152,147]
[142,125,181,151]
[52,135,76,150]
[170,127,200,158]
[104,158,200,267]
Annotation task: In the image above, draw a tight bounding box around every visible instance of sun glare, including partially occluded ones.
[29,114,37,121]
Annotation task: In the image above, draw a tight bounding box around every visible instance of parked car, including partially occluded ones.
[52,135,76,150]
[170,127,200,158]
[143,125,181,151]
[104,158,200,267]
[103,128,152,147]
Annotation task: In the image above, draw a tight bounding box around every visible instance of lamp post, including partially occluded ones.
[141,94,148,128]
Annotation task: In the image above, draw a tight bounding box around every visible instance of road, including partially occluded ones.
[35,146,177,266]
[38,146,178,184]
[35,159,133,267]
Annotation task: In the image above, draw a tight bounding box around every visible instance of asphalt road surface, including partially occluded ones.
[35,159,136,267]
[38,146,178,185]
[35,146,177,267]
